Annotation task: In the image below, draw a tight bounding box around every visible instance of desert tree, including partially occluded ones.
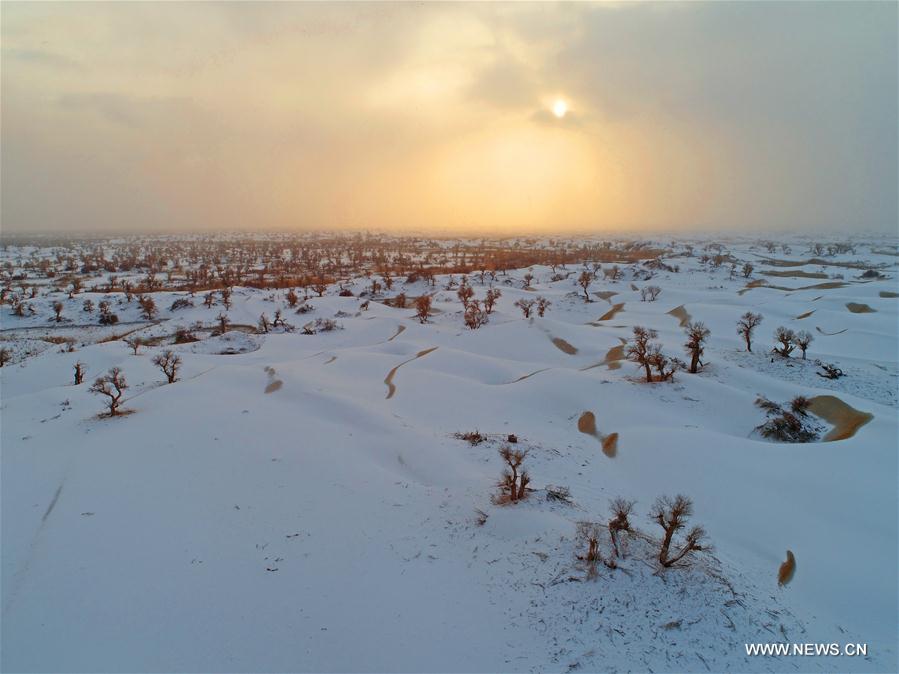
[457,282,474,309]
[221,287,233,308]
[285,289,299,307]
[742,262,754,278]
[496,446,530,504]
[272,309,287,328]
[382,273,393,290]
[484,288,501,314]
[683,321,710,374]
[125,335,143,355]
[640,285,662,302]
[203,292,215,308]
[773,326,795,358]
[312,281,328,297]
[647,345,681,382]
[626,326,657,382]
[514,298,535,318]
[607,497,635,559]
[577,270,592,302]
[90,367,128,416]
[736,311,763,352]
[83,299,95,313]
[152,350,182,383]
[0,347,11,367]
[217,312,230,334]
[52,301,64,322]
[794,330,813,359]
[138,295,157,320]
[73,361,86,384]
[522,271,534,289]
[576,521,612,578]
[649,494,707,568]
[393,292,407,308]
[536,296,551,317]
[414,294,432,323]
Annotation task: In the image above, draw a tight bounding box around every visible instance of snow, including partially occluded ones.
[2,238,897,672]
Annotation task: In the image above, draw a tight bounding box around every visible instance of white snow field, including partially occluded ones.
[2,237,897,673]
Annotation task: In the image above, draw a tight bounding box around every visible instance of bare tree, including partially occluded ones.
[285,289,299,307]
[736,311,763,352]
[649,495,707,567]
[514,298,535,318]
[742,262,754,278]
[626,326,657,382]
[484,288,502,314]
[576,521,610,578]
[125,336,143,355]
[536,296,551,317]
[74,361,86,384]
[217,312,230,334]
[647,345,681,382]
[393,292,407,308]
[221,287,233,308]
[577,270,592,302]
[496,446,530,503]
[258,313,270,333]
[90,367,128,416]
[457,283,474,309]
[152,350,182,383]
[0,347,11,367]
[83,299,95,313]
[414,295,432,323]
[464,300,488,329]
[138,295,157,320]
[52,301,64,322]
[683,321,710,374]
[773,326,795,358]
[794,330,813,359]
[607,497,635,559]
[523,272,534,289]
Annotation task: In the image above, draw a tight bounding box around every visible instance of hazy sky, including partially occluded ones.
[2,1,896,235]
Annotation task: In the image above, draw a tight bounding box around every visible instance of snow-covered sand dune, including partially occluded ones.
[2,240,897,672]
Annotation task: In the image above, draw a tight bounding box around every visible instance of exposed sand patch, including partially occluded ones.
[807,395,873,441]
[597,303,625,321]
[794,310,815,320]
[384,347,438,399]
[815,327,848,336]
[738,280,848,295]
[264,380,283,394]
[762,270,828,279]
[507,367,552,384]
[551,337,578,355]
[846,302,876,314]
[879,291,899,298]
[778,550,796,586]
[593,291,618,303]
[667,304,691,327]
[577,411,618,458]
[387,324,406,342]
[581,340,628,372]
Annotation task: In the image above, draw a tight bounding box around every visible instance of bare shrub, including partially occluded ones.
[174,327,198,344]
[464,300,488,329]
[216,313,230,334]
[607,497,635,559]
[576,521,611,578]
[754,396,819,442]
[545,485,572,504]
[817,362,844,379]
[152,350,182,383]
[536,296,551,317]
[455,430,485,445]
[170,298,193,311]
[393,292,407,308]
[494,446,530,504]
[626,326,656,382]
[74,361,86,384]
[742,262,754,278]
[484,288,501,314]
[285,289,299,307]
[457,282,474,309]
[258,313,270,333]
[138,295,157,320]
[90,367,128,416]
[736,311,763,352]
[649,495,707,567]
[83,299,95,313]
[640,285,661,302]
[52,301,64,322]
[0,347,11,367]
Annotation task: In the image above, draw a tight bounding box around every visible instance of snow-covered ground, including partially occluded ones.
[2,237,897,672]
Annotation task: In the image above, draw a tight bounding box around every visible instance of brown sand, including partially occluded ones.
[594,291,618,303]
[878,291,899,298]
[387,324,406,342]
[264,380,283,394]
[807,395,873,441]
[508,367,552,384]
[846,302,876,314]
[580,340,627,372]
[384,347,438,399]
[815,326,848,336]
[551,337,578,355]
[778,550,796,586]
[794,310,816,320]
[577,411,618,458]
[597,303,625,321]
[667,304,692,327]
[763,270,828,279]
[739,280,848,295]
[601,433,618,458]
[577,411,597,435]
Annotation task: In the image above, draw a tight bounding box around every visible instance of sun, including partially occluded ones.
[552,99,568,118]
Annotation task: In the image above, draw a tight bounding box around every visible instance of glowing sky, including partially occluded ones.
[2,2,896,234]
